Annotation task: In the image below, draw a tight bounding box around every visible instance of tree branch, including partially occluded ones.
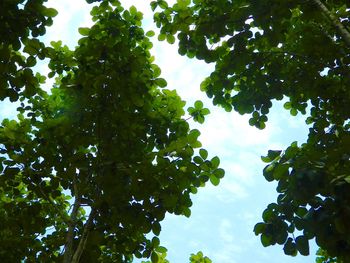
[71,208,96,263]
[311,0,350,47]
[37,185,72,226]
[63,177,81,263]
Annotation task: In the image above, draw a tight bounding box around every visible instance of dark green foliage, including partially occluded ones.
[316,248,343,263]
[153,0,350,261]
[0,0,57,101]
[0,0,221,262]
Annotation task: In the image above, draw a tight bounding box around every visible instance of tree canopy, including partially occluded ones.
[0,0,221,262]
[152,0,350,261]
[1,0,350,262]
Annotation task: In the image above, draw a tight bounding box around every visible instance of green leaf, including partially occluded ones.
[150,1,157,11]
[199,149,208,159]
[192,141,202,148]
[23,44,38,56]
[48,71,55,78]
[155,246,167,253]
[158,34,166,41]
[295,236,309,256]
[159,1,168,9]
[193,156,203,164]
[273,163,289,180]
[26,56,37,67]
[290,108,298,116]
[194,100,203,109]
[201,108,210,115]
[155,78,167,88]
[254,223,266,235]
[152,237,160,248]
[260,234,272,247]
[210,156,220,169]
[151,251,159,263]
[261,156,272,163]
[152,65,161,78]
[78,27,90,36]
[283,102,291,109]
[257,121,266,129]
[177,0,191,9]
[166,35,175,44]
[344,175,350,184]
[42,7,58,17]
[183,207,191,217]
[283,238,297,256]
[146,30,155,37]
[262,207,274,221]
[152,222,161,236]
[50,40,62,49]
[187,106,195,114]
[267,150,282,160]
[188,129,200,144]
[129,5,137,15]
[213,168,225,178]
[209,175,220,186]
[194,114,205,124]
[263,164,275,182]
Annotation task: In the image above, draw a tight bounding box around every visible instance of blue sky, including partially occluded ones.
[1,1,318,262]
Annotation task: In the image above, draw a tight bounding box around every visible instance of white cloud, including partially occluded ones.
[0,100,19,120]
[225,162,255,186]
[219,180,249,201]
[210,218,242,263]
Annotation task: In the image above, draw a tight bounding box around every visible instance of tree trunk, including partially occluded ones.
[62,197,80,263]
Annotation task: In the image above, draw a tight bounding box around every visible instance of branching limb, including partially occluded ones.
[63,177,81,263]
[37,184,72,226]
[71,208,97,263]
[312,0,350,47]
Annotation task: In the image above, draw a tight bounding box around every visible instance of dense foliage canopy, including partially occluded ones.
[2,0,350,262]
[0,0,221,262]
[152,0,350,261]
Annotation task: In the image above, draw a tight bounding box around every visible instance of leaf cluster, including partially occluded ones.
[0,0,58,101]
[0,0,224,262]
[152,0,350,261]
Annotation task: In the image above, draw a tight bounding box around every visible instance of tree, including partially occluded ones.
[152,0,350,261]
[0,0,222,262]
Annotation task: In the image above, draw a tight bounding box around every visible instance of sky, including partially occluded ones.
[1,1,318,262]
